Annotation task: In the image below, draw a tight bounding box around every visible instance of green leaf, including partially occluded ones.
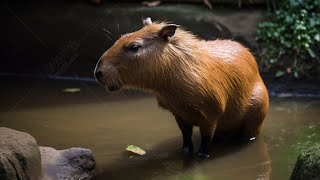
[126,145,146,155]
[257,0,320,77]
[275,70,286,78]
[315,34,320,42]
[62,88,80,93]
[307,48,316,58]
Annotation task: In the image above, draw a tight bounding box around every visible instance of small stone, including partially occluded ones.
[40,147,96,180]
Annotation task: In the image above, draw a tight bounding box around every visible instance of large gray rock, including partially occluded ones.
[40,147,95,180]
[0,127,42,180]
[290,144,320,180]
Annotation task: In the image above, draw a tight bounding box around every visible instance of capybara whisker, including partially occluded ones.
[102,28,114,37]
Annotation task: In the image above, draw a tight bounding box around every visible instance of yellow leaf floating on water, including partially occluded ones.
[62,88,80,93]
[126,145,146,155]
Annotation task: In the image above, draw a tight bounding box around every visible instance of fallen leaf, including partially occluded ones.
[142,1,161,7]
[278,93,293,98]
[62,88,80,93]
[275,70,285,78]
[126,145,146,155]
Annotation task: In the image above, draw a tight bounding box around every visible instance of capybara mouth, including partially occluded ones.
[107,85,121,92]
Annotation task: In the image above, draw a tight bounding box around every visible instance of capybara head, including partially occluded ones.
[94,18,180,92]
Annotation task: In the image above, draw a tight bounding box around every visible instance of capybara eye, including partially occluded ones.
[127,43,141,52]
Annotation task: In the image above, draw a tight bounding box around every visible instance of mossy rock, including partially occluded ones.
[290,143,320,180]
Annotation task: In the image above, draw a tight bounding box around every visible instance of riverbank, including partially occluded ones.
[3,2,319,97]
[2,2,264,77]
[1,74,319,102]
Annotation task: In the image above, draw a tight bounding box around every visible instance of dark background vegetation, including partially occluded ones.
[257,0,320,79]
[1,0,319,81]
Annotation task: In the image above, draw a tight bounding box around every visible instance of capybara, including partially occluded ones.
[94,18,269,158]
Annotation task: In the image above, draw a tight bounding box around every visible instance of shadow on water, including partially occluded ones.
[0,77,148,113]
[93,136,271,180]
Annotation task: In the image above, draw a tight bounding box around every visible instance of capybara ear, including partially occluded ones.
[143,17,152,26]
[159,24,178,40]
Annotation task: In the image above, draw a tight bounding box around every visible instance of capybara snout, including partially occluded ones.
[94,57,123,92]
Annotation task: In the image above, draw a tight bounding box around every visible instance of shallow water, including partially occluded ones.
[0,77,319,180]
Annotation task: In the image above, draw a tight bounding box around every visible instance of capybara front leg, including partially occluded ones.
[175,115,193,156]
[197,118,217,158]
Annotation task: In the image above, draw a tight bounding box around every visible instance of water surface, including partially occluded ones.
[0,77,319,180]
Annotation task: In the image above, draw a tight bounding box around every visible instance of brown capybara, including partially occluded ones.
[94,18,269,158]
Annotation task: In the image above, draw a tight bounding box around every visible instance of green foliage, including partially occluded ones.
[257,0,320,78]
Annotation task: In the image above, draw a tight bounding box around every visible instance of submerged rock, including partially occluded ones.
[0,127,42,180]
[290,144,320,180]
[40,147,96,180]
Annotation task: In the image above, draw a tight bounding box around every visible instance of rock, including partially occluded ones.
[0,127,42,180]
[0,128,96,180]
[290,144,320,180]
[40,147,96,180]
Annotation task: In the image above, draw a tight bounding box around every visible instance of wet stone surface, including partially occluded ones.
[40,147,96,180]
[0,127,42,180]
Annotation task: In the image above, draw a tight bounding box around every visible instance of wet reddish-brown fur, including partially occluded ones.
[95,21,269,153]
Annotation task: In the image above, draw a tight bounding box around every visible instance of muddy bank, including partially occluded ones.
[0,1,320,97]
[1,75,320,99]
[263,74,320,98]
[1,2,265,77]
[1,1,319,97]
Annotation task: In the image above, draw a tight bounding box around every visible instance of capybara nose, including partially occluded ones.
[94,71,103,81]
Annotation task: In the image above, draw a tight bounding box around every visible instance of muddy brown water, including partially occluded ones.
[0,77,319,180]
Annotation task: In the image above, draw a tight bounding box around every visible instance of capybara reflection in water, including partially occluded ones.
[94,18,269,158]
